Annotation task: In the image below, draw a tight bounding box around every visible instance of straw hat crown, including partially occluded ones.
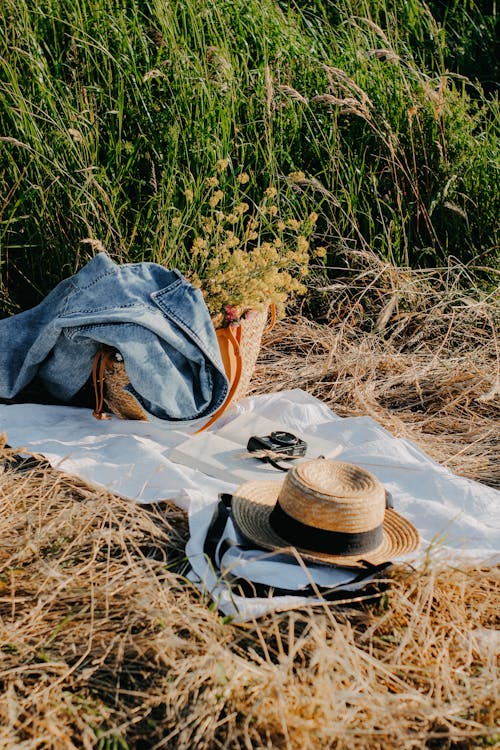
[280,460,386,533]
[231,458,420,568]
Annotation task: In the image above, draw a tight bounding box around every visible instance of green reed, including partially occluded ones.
[0,0,498,312]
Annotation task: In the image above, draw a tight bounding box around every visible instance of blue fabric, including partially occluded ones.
[0,253,229,421]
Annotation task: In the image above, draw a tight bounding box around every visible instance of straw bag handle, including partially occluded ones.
[91,332,244,427]
[263,302,276,333]
[195,303,277,434]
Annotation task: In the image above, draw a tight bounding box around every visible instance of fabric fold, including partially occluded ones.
[0,253,229,421]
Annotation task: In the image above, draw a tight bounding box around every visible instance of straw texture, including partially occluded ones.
[282,461,386,532]
[231,459,420,567]
[103,354,148,420]
[231,308,269,401]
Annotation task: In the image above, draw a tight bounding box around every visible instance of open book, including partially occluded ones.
[169,413,343,484]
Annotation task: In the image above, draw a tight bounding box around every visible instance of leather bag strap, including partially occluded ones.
[92,349,114,420]
[193,324,242,433]
[195,304,277,434]
[92,304,277,426]
[263,302,276,333]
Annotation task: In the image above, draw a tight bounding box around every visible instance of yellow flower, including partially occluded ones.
[288,170,305,182]
[287,218,302,230]
[276,220,286,231]
[209,190,224,208]
[309,211,319,224]
[193,237,207,251]
[235,202,249,215]
[201,218,214,233]
[297,235,309,252]
[171,216,181,228]
[206,176,219,188]
[237,172,250,184]
[225,213,238,223]
[267,204,278,216]
[265,186,277,198]
[315,246,327,258]
[190,274,202,288]
[184,188,194,202]
[225,231,240,248]
[216,158,229,171]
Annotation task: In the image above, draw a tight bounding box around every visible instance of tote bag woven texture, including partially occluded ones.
[92,306,275,430]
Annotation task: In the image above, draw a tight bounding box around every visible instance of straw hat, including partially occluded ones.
[231,459,420,567]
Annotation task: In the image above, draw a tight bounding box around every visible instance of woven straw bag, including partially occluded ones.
[92,305,276,430]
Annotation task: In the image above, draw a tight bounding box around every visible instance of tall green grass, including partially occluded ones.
[0,0,498,312]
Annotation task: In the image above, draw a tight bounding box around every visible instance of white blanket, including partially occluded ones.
[2,389,498,620]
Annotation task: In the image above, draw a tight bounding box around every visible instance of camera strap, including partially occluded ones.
[202,494,391,601]
[262,453,295,472]
[244,449,304,472]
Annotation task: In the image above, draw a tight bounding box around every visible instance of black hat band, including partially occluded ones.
[269,501,384,556]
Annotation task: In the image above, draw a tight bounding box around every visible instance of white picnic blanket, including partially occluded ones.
[1,389,498,621]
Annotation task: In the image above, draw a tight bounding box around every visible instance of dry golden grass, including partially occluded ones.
[253,256,500,489]
[1,258,499,749]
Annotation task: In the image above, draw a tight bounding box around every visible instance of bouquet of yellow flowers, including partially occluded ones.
[183,168,321,328]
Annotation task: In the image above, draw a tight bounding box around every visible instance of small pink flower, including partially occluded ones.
[224,305,239,322]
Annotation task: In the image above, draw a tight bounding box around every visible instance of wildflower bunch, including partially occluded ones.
[186,171,318,326]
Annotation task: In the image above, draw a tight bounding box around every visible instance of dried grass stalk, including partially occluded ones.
[252,256,500,488]
[0,457,497,749]
[0,257,498,748]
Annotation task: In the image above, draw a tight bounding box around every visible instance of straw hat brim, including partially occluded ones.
[231,480,420,568]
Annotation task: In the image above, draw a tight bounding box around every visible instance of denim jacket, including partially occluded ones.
[0,253,229,421]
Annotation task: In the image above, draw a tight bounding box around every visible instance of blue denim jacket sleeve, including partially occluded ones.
[0,253,229,420]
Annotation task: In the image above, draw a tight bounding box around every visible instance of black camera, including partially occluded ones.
[247,431,307,459]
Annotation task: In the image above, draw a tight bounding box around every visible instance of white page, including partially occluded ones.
[169,432,282,483]
[216,412,341,458]
[169,413,344,483]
